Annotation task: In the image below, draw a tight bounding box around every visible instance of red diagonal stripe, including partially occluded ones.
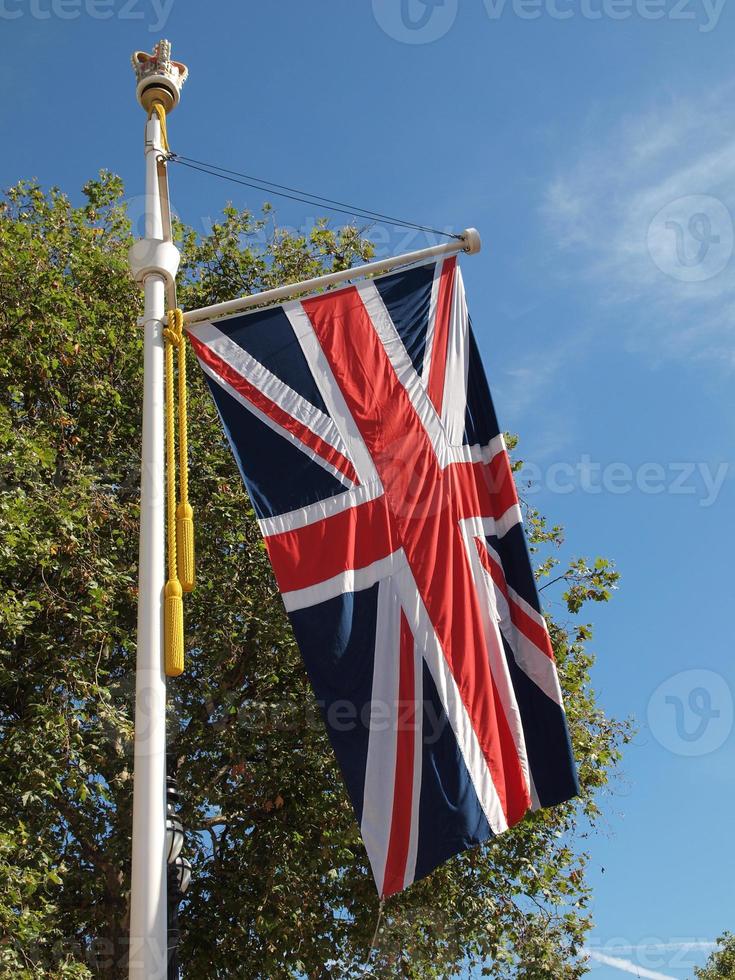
[426,256,457,415]
[304,286,531,827]
[189,332,360,486]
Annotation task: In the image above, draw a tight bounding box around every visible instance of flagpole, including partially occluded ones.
[127,41,187,980]
[182,229,481,326]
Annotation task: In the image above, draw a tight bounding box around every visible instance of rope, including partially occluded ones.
[162,308,196,678]
[172,309,195,594]
[149,102,170,153]
[168,154,460,240]
[163,310,184,677]
[147,98,193,678]
[361,898,385,977]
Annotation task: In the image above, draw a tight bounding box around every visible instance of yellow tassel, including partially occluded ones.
[164,578,184,677]
[163,300,185,677]
[163,303,194,674]
[176,501,195,593]
[150,102,170,153]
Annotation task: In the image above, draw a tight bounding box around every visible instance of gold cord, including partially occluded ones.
[163,309,184,677]
[171,309,195,593]
[162,308,195,677]
[150,102,192,676]
[149,102,170,153]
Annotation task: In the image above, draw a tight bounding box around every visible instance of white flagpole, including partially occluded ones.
[127,41,187,980]
[182,229,481,326]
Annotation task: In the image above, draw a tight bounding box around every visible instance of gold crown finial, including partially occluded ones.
[131,39,188,114]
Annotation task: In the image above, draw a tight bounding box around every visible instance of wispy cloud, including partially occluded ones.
[586,949,677,979]
[597,943,717,954]
[542,81,735,365]
[584,941,718,979]
[498,347,568,418]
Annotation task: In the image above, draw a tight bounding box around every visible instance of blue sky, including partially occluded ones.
[2,2,733,977]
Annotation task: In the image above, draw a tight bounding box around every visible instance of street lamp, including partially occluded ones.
[166,771,191,980]
[166,814,184,864]
[172,855,192,895]
[166,775,184,864]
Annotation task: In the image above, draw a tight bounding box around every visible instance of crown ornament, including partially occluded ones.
[131,39,188,114]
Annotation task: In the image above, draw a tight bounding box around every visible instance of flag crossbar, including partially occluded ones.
[182,228,481,326]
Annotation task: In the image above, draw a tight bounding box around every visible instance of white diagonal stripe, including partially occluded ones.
[459,516,532,796]
[475,534,563,707]
[402,629,424,890]
[258,479,383,538]
[392,563,509,836]
[284,301,381,488]
[280,550,405,613]
[441,265,471,445]
[189,320,351,461]
[197,358,355,489]
[421,258,444,385]
[361,578,402,896]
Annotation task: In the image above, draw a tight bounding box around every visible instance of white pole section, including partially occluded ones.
[128,109,169,980]
[182,228,482,326]
[127,39,187,980]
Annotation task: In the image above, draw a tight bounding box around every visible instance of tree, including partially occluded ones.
[695,935,735,979]
[0,173,628,979]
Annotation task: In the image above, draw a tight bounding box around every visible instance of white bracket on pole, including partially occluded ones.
[128,39,187,980]
[128,239,180,291]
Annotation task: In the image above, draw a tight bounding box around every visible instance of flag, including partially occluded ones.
[187,255,579,897]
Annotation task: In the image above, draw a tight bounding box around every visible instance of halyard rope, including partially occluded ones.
[168,153,461,240]
[162,307,195,678]
[147,98,195,677]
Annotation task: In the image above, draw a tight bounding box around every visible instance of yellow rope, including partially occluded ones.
[172,309,195,593]
[151,100,191,677]
[163,311,184,677]
[149,102,170,153]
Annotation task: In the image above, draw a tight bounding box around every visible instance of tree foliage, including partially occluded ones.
[0,174,629,978]
[696,935,735,980]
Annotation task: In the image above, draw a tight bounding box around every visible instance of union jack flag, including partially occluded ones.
[188,255,579,897]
